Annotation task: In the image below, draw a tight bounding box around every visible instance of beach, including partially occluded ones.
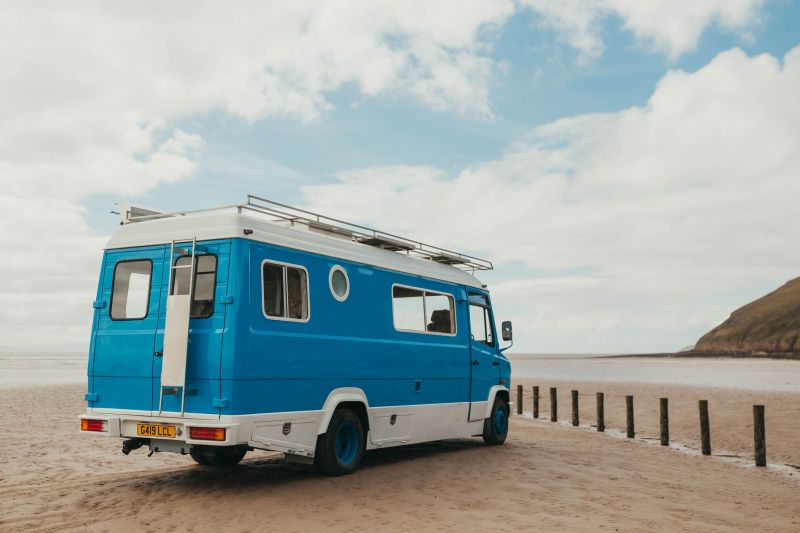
[2,353,799,531]
[509,354,800,468]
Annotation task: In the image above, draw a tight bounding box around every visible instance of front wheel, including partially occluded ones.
[190,445,248,466]
[482,396,509,445]
[314,408,365,476]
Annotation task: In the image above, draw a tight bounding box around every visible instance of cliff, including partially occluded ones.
[694,276,800,354]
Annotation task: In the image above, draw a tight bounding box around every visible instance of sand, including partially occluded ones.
[1,384,799,532]
[510,378,800,468]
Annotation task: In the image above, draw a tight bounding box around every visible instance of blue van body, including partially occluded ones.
[82,205,510,466]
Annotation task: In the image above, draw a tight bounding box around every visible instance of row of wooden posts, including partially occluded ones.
[514,385,768,467]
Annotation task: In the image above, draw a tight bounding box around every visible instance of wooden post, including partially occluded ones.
[625,395,634,438]
[516,385,523,415]
[699,400,711,456]
[571,390,579,426]
[753,405,766,467]
[659,398,669,446]
[533,386,540,419]
[596,392,605,432]
[550,387,557,422]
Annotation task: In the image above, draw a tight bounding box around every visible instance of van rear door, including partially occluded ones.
[91,245,167,415]
[152,240,230,416]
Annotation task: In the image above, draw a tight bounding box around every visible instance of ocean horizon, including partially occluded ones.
[1,352,797,392]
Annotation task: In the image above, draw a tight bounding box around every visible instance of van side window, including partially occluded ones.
[110,260,152,320]
[392,285,455,335]
[262,261,309,321]
[393,286,425,331]
[425,293,454,334]
[263,264,284,317]
[469,304,493,346]
[173,255,217,318]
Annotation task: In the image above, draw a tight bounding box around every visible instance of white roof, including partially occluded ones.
[106,211,486,289]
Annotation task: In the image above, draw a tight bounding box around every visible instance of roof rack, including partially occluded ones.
[124,194,493,273]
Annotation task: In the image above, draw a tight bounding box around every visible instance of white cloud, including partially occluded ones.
[0,0,514,351]
[606,0,765,59]
[522,0,608,62]
[0,196,105,351]
[303,46,800,352]
[521,0,765,61]
[0,1,789,353]
[1,1,516,199]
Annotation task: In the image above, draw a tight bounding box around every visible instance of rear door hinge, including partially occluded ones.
[92,300,107,309]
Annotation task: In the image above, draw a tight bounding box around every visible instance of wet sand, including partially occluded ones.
[1,384,799,532]
[510,378,800,468]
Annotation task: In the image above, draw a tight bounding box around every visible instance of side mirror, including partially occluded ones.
[501,321,513,341]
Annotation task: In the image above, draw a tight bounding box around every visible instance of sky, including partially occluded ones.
[1,0,799,353]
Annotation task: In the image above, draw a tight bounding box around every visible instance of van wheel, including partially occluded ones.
[482,396,509,445]
[190,445,247,466]
[314,408,365,476]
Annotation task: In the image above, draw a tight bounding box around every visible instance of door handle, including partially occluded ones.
[472,360,480,366]
[154,351,163,357]
[492,361,500,366]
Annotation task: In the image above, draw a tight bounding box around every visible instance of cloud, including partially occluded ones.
[521,0,766,61]
[521,0,608,62]
[303,46,800,352]
[0,2,788,353]
[0,197,105,351]
[0,0,514,351]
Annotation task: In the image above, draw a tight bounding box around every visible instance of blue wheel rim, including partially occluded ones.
[494,407,507,436]
[335,421,358,465]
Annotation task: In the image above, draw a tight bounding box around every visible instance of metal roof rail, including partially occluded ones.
[242,195,493,273]
[117,203,169,225]
[122,194,494,273]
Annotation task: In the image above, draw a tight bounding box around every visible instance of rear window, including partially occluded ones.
[172,255,218,318]
[110,260,152,320]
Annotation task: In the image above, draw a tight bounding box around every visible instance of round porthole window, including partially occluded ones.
[329,265,349,301]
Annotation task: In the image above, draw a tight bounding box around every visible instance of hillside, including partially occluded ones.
[694,276,800,354]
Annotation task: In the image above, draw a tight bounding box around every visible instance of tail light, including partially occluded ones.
[81,419,107,432]
[189,427,226,441]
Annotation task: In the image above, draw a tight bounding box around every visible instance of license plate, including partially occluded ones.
[137,423,176,438]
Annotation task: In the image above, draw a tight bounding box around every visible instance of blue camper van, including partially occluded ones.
[80,195,512,475]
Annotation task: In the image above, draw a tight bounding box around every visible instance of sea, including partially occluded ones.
[1,352,798,392]
[0,353,88,388]
[508,353,800,392]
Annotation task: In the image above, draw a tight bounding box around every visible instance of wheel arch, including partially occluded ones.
[316,387,370,435]
[483,385,510,419]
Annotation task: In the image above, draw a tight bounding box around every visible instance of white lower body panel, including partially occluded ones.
[245,402,486,456]
[82,401,488,458]
[366,402,485,449]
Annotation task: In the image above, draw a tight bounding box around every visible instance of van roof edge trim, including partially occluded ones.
[120,195,493,273]
[106,211,485,289]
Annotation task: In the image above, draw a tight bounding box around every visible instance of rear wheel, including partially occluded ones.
[314,408,365,476]
[190,445,248,466]
[482,396,509,445]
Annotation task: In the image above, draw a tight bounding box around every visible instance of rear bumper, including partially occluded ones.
[78,413,240,447]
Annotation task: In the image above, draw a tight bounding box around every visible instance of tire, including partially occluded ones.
[190,445,248,466]
[314,408,365,476]
[482,396,509,445]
